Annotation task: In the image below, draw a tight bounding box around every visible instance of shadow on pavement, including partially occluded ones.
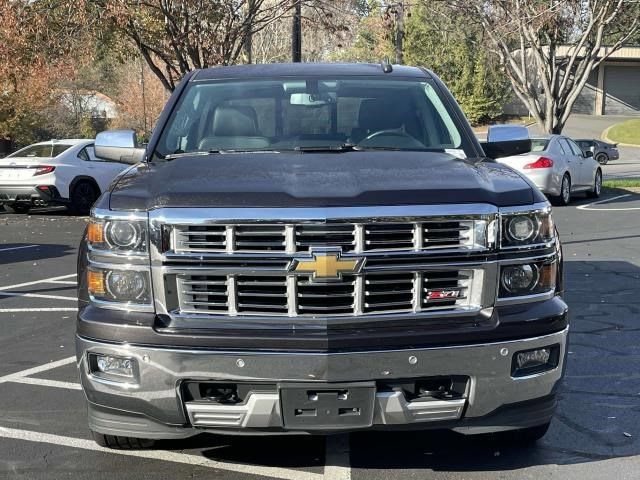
[0,243,75,266]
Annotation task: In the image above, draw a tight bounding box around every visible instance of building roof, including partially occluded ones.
[553,45,640,60]
[193,63,431,81]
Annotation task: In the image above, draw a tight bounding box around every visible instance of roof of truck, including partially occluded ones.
[193,63,431,81]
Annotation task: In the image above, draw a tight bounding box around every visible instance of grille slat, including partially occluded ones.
[172,218,484,254]
[174,268,475,317]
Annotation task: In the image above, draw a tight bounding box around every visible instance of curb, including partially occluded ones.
[601,125,640,148]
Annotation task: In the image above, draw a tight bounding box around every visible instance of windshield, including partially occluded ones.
[154,77,466,159]
[7,143,73,158]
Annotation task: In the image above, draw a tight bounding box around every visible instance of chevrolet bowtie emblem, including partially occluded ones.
[291,250,364,281]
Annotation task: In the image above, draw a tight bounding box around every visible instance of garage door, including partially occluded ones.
[604,65,640,115]
[572,71,597,114]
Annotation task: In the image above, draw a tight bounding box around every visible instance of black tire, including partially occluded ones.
[551,174,571,206]
[4,204,31,214]
[91,431,155,449]
[587,169,602,198]
[491,422,551,445]
[69,181,99,215]
[595,153,609,165]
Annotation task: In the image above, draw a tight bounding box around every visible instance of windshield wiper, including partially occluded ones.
[294,144,358,152]
[295,144,447,153]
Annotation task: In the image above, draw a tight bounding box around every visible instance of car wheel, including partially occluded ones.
[69,181,98,215]
[551,174,571,206]
[4,204,31,214]
[91,431,155,449]
[587,169,602,198]
[595,153,608,165]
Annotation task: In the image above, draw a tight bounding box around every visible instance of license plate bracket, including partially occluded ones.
[279,382,375,430]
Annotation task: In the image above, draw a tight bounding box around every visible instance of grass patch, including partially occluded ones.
[606,119,640,145]
[603,179,640,188]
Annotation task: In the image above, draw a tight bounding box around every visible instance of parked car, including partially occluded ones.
[496,134,602,206]
[0,139,131,214]
[76,63,567,448]
[575,139,619,165]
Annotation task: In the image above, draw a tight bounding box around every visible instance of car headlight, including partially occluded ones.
[499,261,557,298]
[87,267,151,305]
[501,209,554,248]
[88,219,148,254]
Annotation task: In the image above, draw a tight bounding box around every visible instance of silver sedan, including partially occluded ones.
[496,135,602,206]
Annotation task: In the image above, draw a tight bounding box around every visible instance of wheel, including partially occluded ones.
[69,181,99,215]
[91,431,155,449]
[4,204,31,214]
[551,174,571,206]
[492,422,551,444]
[595,153,608,165]
[587,169,602,198]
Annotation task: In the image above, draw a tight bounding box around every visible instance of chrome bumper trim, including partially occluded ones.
[184,392,466,429]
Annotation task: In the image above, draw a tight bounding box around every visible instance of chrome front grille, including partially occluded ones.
[174,269,476,317]
[155,206,497,320]
[172,220,484,254]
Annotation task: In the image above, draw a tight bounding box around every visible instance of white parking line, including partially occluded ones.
[0,245,38,253]
[0,273,77,291]
[0,427,323,480]
[577,194,640,211]
[48,280,78,285]
[10,377,82,390]
[0,307,78,313]
[324,434,351,480]
[0,291,77,301]
[0,356,76,384]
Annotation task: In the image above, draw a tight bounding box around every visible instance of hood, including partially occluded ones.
[108,151,539,211]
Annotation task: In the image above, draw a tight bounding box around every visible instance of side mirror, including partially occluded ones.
[584,150,594,158]
[95,130,145,164]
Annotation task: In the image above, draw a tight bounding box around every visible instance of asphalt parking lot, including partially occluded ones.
[1,193,640,480]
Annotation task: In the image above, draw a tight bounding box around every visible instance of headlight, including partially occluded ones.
[501,209,554,248]
[87,267,151,306]
[88,219,148,254]
[499,261,557,298]
[501,264,538,293]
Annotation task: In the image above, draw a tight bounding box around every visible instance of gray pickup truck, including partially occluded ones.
[76,63,568,449]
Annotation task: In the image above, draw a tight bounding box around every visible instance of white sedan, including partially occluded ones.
[496,135,602,206]
[0,139,131,214]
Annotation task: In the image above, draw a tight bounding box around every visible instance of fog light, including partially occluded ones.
[516,348,550,369]
[512,345,560,377]
[89,353,138,382]
[97,355,133,377]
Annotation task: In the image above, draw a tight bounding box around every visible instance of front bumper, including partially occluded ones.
[0,185,63,205]
[76,326,568,437]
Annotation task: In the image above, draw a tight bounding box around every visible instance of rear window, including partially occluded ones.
[7,144,72,158]
[530,139,549,152]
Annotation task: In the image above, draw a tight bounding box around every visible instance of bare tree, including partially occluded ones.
[98,0,354,92]
[450,0,639,134]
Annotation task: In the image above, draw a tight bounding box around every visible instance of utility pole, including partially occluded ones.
[244,0,254,63]
[140,58,148,137]
[292,0,302,62]
[395,1,404,65]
